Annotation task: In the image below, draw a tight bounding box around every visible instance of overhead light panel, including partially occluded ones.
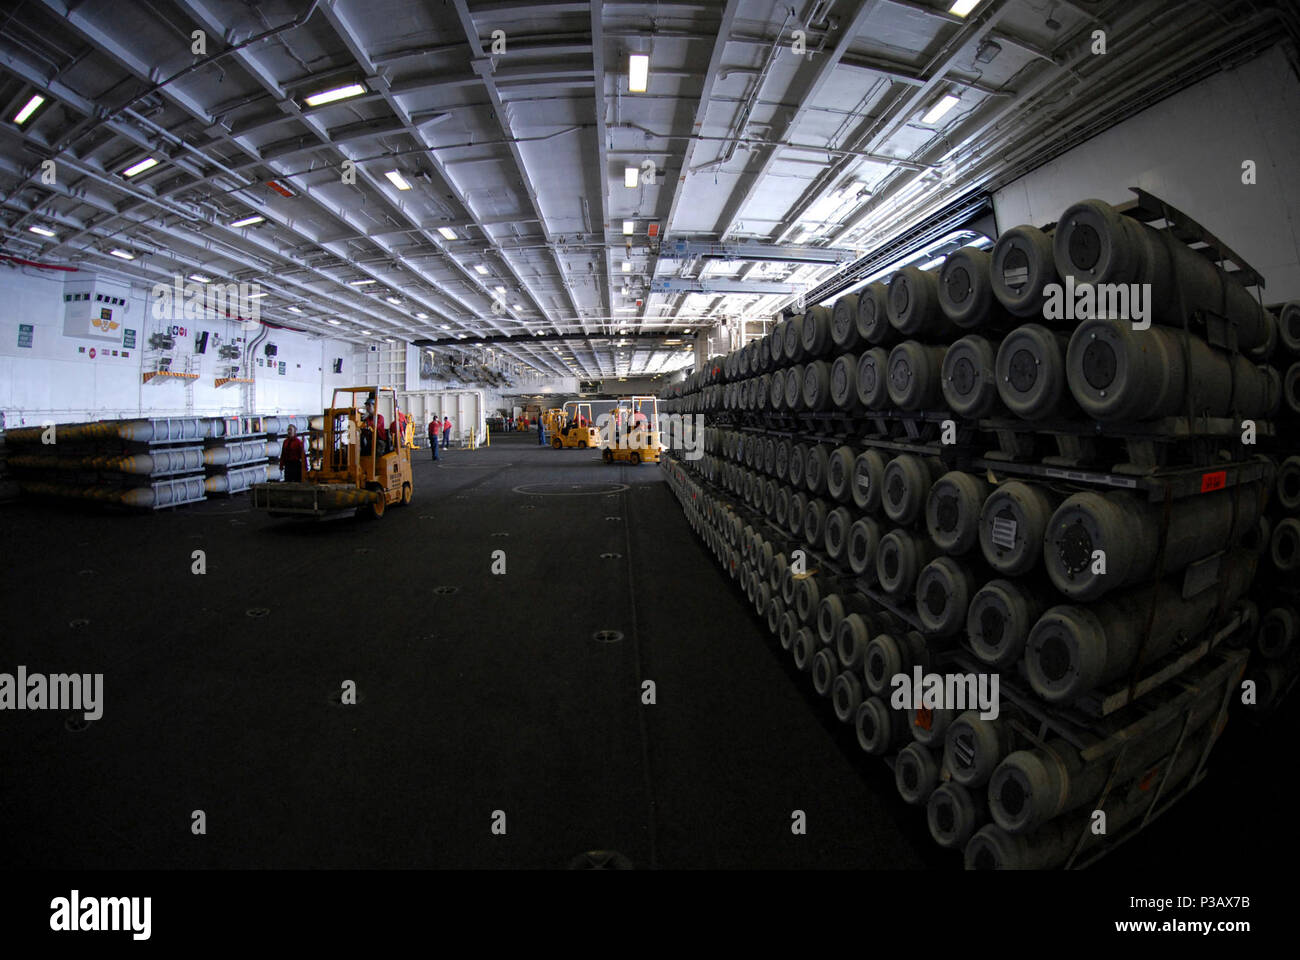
[13,94,45,125]
[349,279,376,286]
[109,248,135,260]
[922,94,961,125]
[385,170,412,191]
[28,225,57,238]
[327,319,341,325]
[248,292,267,299]
[948,0,982,16]
[287,306,303,314]
[188,273,211,283]
[473,264,489,275]
[437,226,457,240]
[385,296,402,304]
[624,167,639,188]
[441,324,451,330]
[304,82,366,107]
[623,220,635,235]
[494,286,505,294]
[230,214,264,227]
[622,261,632,272]
[628,54,650,93]
[512,303,523,310]
[122,157,159,178]
[415,312,428,319]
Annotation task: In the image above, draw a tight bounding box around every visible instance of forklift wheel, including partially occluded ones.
[602,449,614,464]
[630,452,642,465]
[578,440,587,448]
[551,437,563,449]
[357,485,386,520]
[400,482,412,505]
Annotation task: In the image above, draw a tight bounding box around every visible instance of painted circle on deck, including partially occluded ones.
[512,482,628,496]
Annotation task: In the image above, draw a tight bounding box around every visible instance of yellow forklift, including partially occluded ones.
[251,385,412,520]
[545,401,600,449]
[600,395,664,465]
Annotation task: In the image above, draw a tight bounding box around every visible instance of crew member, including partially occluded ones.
[279,424,307,482]
[442,416,452,450]
[362,396,388,457]
[427,418,440,460]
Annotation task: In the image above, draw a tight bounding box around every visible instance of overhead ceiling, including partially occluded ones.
[0,0,1291,380]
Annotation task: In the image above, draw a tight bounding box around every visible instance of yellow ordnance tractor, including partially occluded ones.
[251,385,412,520]
[545,401,600,449]
[600,395,664,465]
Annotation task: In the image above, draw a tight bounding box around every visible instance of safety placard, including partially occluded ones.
[17,323,33,348]
[1200,471,1227,493]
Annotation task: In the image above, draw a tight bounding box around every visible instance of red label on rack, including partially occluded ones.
[1200,470,1227,493]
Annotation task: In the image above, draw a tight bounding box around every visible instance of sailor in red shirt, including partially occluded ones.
[279,423,307,482]
[362,396,388,456]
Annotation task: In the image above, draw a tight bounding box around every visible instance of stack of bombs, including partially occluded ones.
[6,414,305,508]
[1248,301,1300,715]
[660,196,1290,867]
[664,197,1283,425]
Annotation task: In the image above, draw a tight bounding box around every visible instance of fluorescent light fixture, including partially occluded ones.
[122,157,158,177]
[512,303,523,310]
[949,0,981,16]
[384,338,395,343]
[108,248,135,260]
[28,225,57,238]
[327,319,341,325]
[622,261,632,272]
[922,94,961,125]
[188,273,211,283]
[230,214,264,227]
[385,296,402,304]
[624,167,639,188]
[473,264,489,275]
[628,54,649,93]
[14,94,45,125]
[362,329,373,335]
[494,286,505,294]
[248,292,268,299]
[683,328,693,333]
[304,82,366,107]
[437,226,457,240]
[614,308,635,313]
[415,312,428,319]
[623,220,635,235]
[349,278,376,286]
[384,170,412,191]
[441,324,451,329]
[287,306,303,313]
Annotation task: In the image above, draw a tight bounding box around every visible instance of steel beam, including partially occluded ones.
[666,240,851,264]
[649,278,797,294]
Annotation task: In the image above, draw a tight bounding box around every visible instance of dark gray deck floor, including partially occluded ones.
[0,434,937,869]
